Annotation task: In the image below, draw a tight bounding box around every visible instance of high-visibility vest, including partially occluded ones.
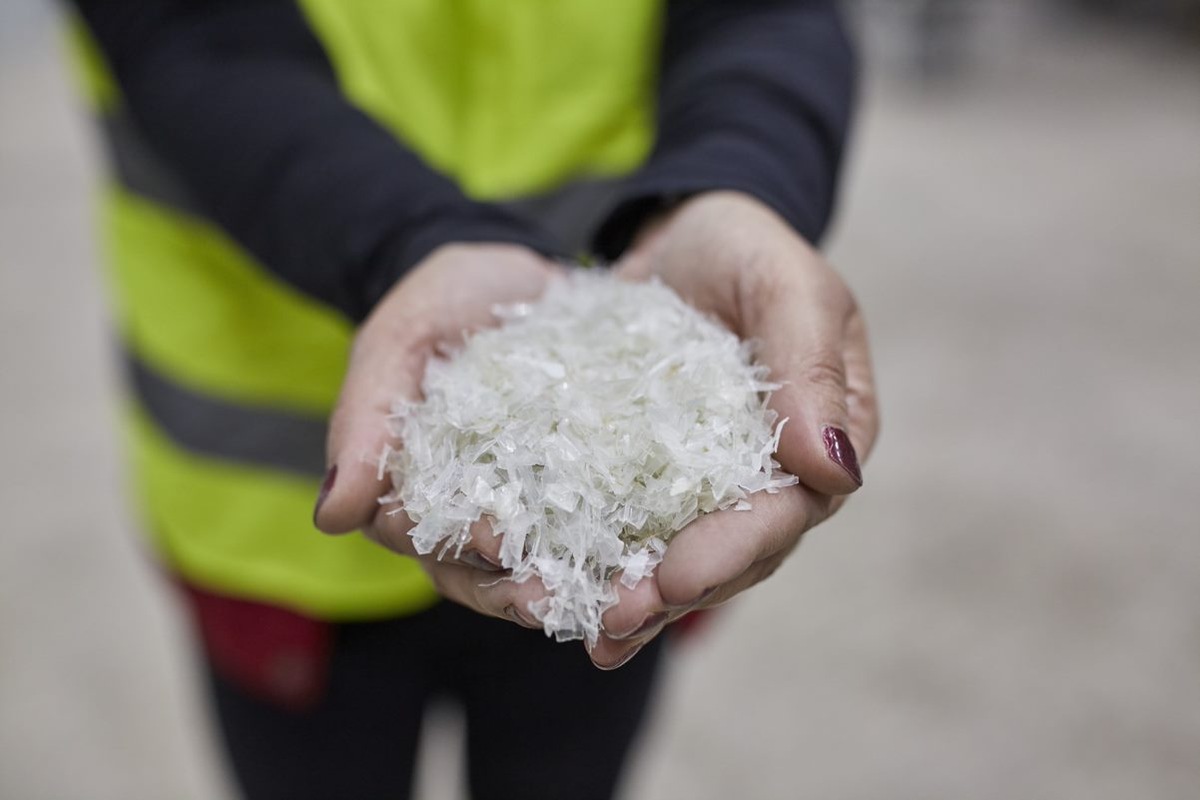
[67,1,661,621]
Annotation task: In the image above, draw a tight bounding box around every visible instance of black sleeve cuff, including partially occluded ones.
[592,134,831,261]
[592,0,857,261]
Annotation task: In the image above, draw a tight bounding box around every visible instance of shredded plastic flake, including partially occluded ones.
[382,271,796,645]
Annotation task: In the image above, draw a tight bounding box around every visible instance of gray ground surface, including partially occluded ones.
[2,4,1198,799]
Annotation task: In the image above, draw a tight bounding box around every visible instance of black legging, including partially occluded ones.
[205,601,666,800]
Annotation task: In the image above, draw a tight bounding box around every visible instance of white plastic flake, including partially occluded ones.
[383,271,797,645]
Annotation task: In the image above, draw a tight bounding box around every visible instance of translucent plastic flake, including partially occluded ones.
[384,271,797,645]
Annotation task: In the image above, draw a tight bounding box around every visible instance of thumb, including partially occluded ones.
[313,320,428,534]
[312,243,562,533]
[751,267,864,497]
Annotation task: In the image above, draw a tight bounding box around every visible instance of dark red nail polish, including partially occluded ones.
[313,465,337,523]
[822,426,862,486]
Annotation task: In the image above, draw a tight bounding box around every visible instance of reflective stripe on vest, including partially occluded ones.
[68,2,661,620]
[127,352,327,478]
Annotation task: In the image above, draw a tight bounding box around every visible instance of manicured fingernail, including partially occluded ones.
[822,426,863,486]
[609,612,668,641]
[596,641,646,672]
[460,550,504,573]
[503,604,538,629]
[313,465,337,523]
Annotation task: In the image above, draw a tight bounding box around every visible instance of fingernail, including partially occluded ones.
[313,465,337,524]
[669,586,717,612]
[460,550,504,573]
[596,641,646,672]
[503,604,538,629]
[822,426,863,486]
[609,612,669,641]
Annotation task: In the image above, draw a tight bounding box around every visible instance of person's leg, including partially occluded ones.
[447,605,666,800]
[199,608,440,800]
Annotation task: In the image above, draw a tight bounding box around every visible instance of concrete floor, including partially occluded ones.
[2,4,1198,799]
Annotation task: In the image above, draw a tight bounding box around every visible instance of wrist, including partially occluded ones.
[361,210,564,322]
[615,189,795,261]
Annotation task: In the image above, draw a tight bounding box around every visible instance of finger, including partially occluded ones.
[579,486,823,671]
[694,551,790,612]
[589,620,665,670]
[589,555,692,669]
[363,509,505,575]
[454,517,506,571]
[428,563,549,626]
[843,307,881,462]
[747,258,864,495]
[589,562,675,670]
[591,568,707,670]
[362,506,420,558]
[653,484,822,608]
[589,514,811,671]
[314,316,431,534]
[368,503,549,626]
[600,571,666,641]
[315,249,562,535]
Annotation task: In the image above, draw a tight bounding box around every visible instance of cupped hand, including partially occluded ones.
[588,191,880,669]
[312,243,560,629]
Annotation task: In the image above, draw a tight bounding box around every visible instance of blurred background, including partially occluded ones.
[2,1,1198,798]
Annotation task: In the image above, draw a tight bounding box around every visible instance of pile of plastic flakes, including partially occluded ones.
[381,271,796,644]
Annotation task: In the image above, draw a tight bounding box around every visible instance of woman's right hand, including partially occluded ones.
[312,242,560,630]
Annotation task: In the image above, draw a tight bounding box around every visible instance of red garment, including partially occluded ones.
[177,581,332,711]
[177,579,713,711]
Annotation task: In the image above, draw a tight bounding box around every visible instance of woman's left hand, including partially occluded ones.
[588,191,880,669]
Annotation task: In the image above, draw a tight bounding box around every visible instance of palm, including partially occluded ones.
[588,192,878,669]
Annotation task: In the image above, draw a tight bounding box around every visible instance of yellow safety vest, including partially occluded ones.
[67,1,661,620]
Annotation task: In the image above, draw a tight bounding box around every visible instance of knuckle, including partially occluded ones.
[818,273,856,313]
[745,508,775,546]
[796,354,848,394]
[755,491,814,559]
